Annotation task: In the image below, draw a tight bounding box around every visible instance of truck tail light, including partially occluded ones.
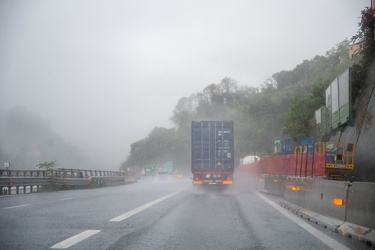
[223,175,233,185]
[193,174,203,185]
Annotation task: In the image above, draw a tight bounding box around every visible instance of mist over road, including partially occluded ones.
[0,1,369,171]
[0,175,369,250]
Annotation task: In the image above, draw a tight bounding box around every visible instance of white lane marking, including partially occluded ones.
[110,191,180,222]
[255,192,351,250]
[59,198,73,201]
[0,195,13,198]
[3,204,30,209]
[50,230,101,249]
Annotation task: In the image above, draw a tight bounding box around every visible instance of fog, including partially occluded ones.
[0,0,369,170]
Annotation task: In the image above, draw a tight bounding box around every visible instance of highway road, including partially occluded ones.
[0,175,371,250]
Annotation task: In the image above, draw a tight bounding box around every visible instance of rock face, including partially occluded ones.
[328,62,375,182]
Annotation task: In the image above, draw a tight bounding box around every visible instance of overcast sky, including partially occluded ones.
[0,0,370,169]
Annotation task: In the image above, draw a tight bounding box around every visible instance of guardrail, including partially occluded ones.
[0,168,137,195]
[0,168,128,178]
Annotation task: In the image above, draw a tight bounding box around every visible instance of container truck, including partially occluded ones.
[191,121,234,186]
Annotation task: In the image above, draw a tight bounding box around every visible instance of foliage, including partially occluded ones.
[170,96,196,131]
[121,127,191,172]
[278,40,355,139]
[273,40,352,90]
[36,160,57,175]
[282,82,327,138]
[121,38,358,171]
[351,7,375,100]
[282,97,310,137]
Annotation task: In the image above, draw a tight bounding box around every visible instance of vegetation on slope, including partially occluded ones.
[121,7,374,173]
[121,40,357,173]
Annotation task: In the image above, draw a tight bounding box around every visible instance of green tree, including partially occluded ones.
[121,127,180,172]
[170,95,197,131]
[282,97,310,138]
[282,83,326,138]
[351,7,375,100]
[36,160,57,176]
[122,38,357,169]
[273,40,352,91]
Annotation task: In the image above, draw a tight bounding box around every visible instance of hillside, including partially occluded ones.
[0,107,92,170]
[121,40,358,173]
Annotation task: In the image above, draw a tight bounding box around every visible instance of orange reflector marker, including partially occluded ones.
[334,198,344,206]
[273,179,278,183]
[291,186,300,191]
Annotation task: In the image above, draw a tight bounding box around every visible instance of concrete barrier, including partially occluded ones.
[236,174,266,191]
[305,178,348,222]
[274,176,350,222]
[284,176,312,209]
[347,182,375,229]
[239,173,375,246]
[262,174,375,245]
[264,175,286,196]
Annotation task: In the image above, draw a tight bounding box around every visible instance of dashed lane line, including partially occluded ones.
[50,230,101,249]
[3,204,30,209]
[255,192,351,250]
[49,191,180,248]
[2,197,74,209]
[58,198,74,201]
[110,191,180,222]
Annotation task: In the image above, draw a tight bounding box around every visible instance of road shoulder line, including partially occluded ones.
[255,191,351,250]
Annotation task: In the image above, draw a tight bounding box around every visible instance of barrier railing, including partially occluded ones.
[0,168,137,195]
